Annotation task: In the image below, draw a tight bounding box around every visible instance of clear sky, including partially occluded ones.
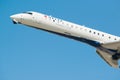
[1,0,120,80]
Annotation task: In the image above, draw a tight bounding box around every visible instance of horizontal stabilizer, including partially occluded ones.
[96,49,119,68]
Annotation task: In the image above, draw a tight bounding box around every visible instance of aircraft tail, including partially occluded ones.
[96,49,119,68]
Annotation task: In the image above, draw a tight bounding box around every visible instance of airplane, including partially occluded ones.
[10,11,120,68]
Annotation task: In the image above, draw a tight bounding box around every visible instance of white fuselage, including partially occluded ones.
[10,11,120,47]
[10,11,120,68]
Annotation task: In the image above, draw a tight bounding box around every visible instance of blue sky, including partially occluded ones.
[1,0,120,80]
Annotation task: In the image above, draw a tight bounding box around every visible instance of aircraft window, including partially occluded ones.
[53,19,55,22]
[94,32,96,34]
[89,30,91,33]
[102,34,104,37]
[114,38,117,40]
[98,33,99,35]
[27,12,33,15]
[23,12,33,15]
